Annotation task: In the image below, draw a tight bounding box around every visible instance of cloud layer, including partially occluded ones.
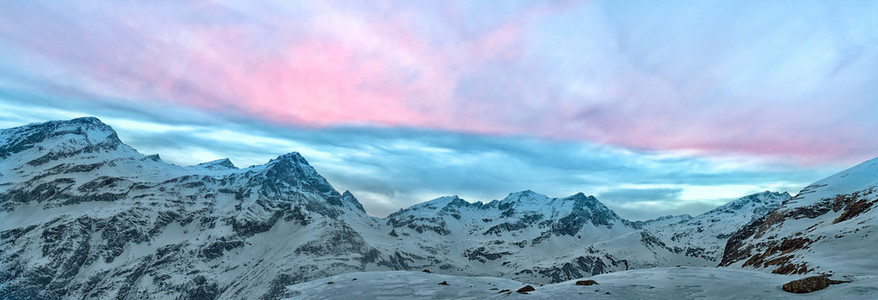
[0,1,874,219]
[1,1,876,163]
[0,96,832,219]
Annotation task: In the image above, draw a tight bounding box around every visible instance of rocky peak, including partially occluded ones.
[0,116,122,160]
[706,191,790,216]
[427,195,464,208]
[193,158,237,170]
[633,214,693,228]
[503,190,544,202]
[341,190,366,213]
[270,152,310,164]
[249,152,338,198]
[566,192,607,209]
[143,154,162,162]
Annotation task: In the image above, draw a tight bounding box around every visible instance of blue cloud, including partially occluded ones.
[0,92,838,219]
[0,1,872,220]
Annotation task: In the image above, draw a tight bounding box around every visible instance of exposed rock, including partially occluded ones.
[516,285,536,293]
[782,276,845,294]
[575,280,598,286]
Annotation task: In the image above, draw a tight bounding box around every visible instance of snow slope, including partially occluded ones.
[284,268,878,299]
[722,157,878,276]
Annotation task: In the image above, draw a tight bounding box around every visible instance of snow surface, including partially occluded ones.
[284,268,878,299]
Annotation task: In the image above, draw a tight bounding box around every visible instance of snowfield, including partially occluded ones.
[284,268,878,300]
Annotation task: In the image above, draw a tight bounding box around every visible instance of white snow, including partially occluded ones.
[284,268,878,299]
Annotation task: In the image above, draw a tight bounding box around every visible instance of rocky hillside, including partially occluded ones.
[643,191,790,264]
[721,157,878,275]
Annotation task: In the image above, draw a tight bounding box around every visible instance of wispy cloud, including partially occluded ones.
[0,95,833,219]
[0,1,875,164]
[0,1,873,219]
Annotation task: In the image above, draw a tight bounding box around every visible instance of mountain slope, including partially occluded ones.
[643,191,790,264]
[721,157,878,275]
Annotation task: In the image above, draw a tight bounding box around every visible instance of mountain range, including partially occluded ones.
[1,117,875,299]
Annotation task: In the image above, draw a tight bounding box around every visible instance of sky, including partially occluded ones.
[0,1,876,220]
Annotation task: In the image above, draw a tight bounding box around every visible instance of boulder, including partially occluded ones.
[782,276,845,293]
[575,280,598,286]
[517,285,536,293]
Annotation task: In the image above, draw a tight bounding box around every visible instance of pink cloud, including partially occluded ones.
[0,1,875,166]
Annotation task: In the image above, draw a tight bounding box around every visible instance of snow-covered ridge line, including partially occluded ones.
[4,116,862,300]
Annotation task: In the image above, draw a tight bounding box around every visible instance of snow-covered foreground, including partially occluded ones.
[284,267,878,299]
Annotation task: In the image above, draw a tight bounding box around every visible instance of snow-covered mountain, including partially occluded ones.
[642,191,791,264]
[0,117,819,299]
[0,117,386,299]
[721,157,878,276]
[380,191,708,284]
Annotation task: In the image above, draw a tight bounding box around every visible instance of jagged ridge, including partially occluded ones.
[0,117,809,299]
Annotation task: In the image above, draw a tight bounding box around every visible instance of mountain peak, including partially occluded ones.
[271,152,309,165]
[416,195,463,208]
[69,116,106,125]
[256,151,338,196]
[709,191,790,214]
[566,192,597,202]
[0,116,123,161]
[503,190,549,202]
[194,158,237,170]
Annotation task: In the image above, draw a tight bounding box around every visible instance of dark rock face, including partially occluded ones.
[782,276,845,293]
[464,247,513,263]
[721,189,878,273]
[516,285,535,293]
[517,255,617,283]
[575,280,598,286]
[484,213,543,235]
[387,215,451,235]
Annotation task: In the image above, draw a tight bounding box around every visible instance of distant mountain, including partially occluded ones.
[721,157,878,275]
[382,191,708,284]
[0,117,805,299]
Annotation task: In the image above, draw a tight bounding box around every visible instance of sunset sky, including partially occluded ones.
[1,1,876,219]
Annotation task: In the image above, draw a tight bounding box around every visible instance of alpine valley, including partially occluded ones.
[1,118,876,299]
